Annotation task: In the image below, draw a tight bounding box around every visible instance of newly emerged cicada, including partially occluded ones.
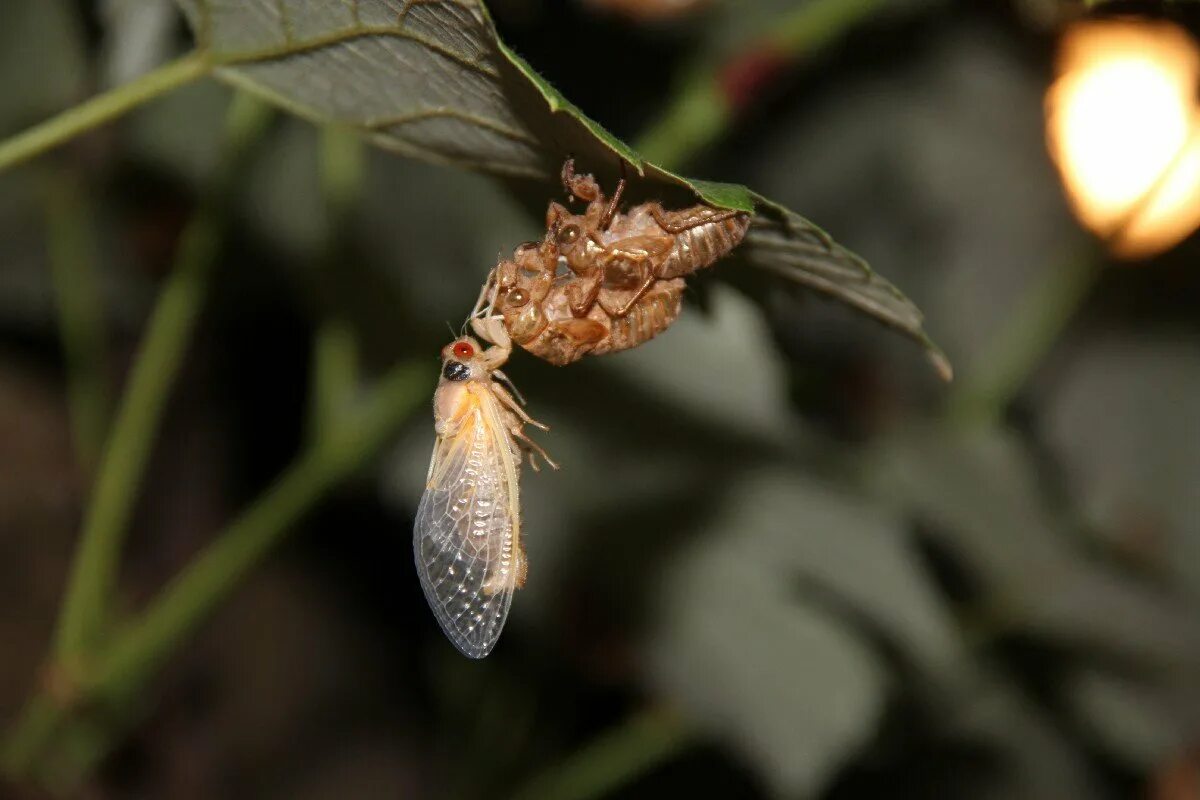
[481,160,751,366]
[414,322,556,658]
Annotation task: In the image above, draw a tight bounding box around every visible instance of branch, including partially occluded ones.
[44,170,111,470]
[53,92,274,664]
[511,708,691,800]
[1,361,428,784]
[0,52,210,174]
[635,0,887,171]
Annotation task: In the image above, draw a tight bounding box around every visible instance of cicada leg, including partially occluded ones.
[490,369,527,407]
[470,315,512,364]
[491,381,544,428]
[514,428,559,472]
[646,203,745,235]
[598,160,628,229]
[591,235,672,318]
[566,272,604,317]
[562,158,629,231]
[612,271,657,318]
[561,157,603,203]
[468,270,497,327]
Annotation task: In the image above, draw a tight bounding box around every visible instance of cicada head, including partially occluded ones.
[439,336,489,381]
[441,333,510,374]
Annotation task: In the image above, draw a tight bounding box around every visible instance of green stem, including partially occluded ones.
[308,126,365,443]
[53,93,274,664]
[318,124,366,223]
[1,362,428,783]
[0,52,210,174]
[310,319,361,441]
[945,244,1103,428]
[0,698,60,782]
[91,362,427,703]
[635,0,885,171]
[44,171,111,470]
[765,0,886,52]
[510,708,691,800]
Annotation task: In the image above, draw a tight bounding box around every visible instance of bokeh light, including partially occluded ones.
[1046,20,1200,258]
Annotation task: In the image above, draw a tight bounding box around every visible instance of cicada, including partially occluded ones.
[481,160,751,365]
[414,325,555,658]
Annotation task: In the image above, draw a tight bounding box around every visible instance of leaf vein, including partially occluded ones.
[365,108,538,146]
[215,25,497,79]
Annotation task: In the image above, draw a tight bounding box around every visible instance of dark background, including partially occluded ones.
[2,0,1199,798]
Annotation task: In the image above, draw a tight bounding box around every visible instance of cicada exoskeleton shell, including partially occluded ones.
[482,159,750,366]
[610,203,753,279]
[589,277,684,357]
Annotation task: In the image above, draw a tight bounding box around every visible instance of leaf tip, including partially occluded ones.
[928,347,954,383]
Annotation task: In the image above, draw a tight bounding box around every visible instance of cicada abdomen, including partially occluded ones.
[623,204,753,279]
[589,277,685,357]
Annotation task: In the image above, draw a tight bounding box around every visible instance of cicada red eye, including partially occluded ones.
[452,341,475,360]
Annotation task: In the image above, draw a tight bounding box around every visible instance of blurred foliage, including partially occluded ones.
[1,0,1200,799]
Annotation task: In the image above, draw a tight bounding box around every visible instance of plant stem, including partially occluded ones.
[0,698,60,782]
[0,52,210,174]
[309,126,365,443]
[945,244,1103,428]
[90,361,427,704]
[635,0,886,171]
[310,320,361,441]
[510,708,691,800]
[319,125,366,223]
[44,170,111,470]
[53,92,274,664]
[765,0,886,52]
[1,361,428,783]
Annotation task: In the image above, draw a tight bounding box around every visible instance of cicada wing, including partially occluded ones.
[414,399,521,659]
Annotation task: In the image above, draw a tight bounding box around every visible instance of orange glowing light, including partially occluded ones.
[1046,20,1200,257]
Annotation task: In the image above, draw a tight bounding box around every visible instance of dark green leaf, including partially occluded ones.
[647,529,886,797]
[1042,335,1200,599]
[871,428,1200,670]
[170,0,947,372]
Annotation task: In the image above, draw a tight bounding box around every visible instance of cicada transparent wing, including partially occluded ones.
[414,389,522,659]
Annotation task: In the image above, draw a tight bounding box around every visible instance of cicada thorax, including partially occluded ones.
[518,285,610,366]
[489,255,600,366]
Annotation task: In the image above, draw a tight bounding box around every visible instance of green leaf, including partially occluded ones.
[643,464,970,794]
[871,428,1200,670]
[169,0,947,372]
[1064,667,1198,770]
[647,527,886,797]
[0,0,87,134]
[1041,335,1200,600]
